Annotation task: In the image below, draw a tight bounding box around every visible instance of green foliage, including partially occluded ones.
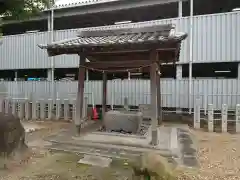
[0,0,53,21]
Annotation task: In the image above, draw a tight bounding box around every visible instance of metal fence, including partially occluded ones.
[0,79,240,113]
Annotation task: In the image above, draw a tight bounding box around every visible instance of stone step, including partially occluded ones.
[47,141,173,160]
[47,142,142,160]
[46,138,172,157]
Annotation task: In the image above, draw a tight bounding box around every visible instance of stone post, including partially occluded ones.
[193,98,200,129]
[72,99,77,122]
[64,99,69,121]
[0,98,4,113]
[12,100,17,116]
[221,104,228,133]
[176,65,182,114]
[18,101,24,120]
[56,99,61,120]
[40,99,46,120]
[236,104,240,133]
[32,100,37,120]
[25,99,31,120]
[4,99,10,114]
[207,104,214,132]
[124,97,129,111]
[47,99,53,120]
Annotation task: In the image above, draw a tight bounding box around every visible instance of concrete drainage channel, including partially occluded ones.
[177,128,199,167]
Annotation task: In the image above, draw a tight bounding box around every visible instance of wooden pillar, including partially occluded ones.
[150,50,158,145]
[156,66,162,125]
[76,56,86,135]
[102,72,107,121]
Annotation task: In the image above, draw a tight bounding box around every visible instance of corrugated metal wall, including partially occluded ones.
[1,79,240,109]
[0,12,240,69]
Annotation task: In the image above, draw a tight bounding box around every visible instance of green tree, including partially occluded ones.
[0,0,52,20]
[0,0,53,39]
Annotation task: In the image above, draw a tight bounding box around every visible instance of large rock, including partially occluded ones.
[131,152,196,180]
[0,113,26,157]
[103,110,143,133]
[131,152,177,180]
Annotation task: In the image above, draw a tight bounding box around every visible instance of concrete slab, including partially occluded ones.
[72,126,171,150]
[45,124,198,168]
[78,155,112,167]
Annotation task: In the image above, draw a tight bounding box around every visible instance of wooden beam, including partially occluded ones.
[88,49,148,55]
[83,60,152,69]
[76,56,86,135]
[156,65,162,125]
[150,50,158,146]
[102,72,107,124]
[88,51,150,62]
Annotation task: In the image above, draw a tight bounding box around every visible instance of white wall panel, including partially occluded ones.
[1,79,240,110]
[0,12,240,69]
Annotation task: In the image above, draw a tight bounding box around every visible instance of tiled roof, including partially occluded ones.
[38,24,187,50]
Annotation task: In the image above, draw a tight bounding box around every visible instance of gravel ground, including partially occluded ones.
[1,121,240,180]
[177,130,240,180]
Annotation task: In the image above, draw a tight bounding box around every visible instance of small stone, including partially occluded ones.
[78,155,112,168]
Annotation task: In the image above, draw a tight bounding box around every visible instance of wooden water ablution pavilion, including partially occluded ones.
[39,24,187,145]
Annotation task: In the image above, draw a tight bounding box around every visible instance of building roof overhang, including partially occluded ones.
[3,0,188,25]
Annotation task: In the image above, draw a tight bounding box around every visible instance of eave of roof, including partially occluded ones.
[38,32,187,49]
[38,24,187,57]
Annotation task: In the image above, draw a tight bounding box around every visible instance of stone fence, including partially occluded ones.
[0,97,90,122]
[194,99,240,133]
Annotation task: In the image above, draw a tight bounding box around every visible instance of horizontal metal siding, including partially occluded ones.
[1,12,240,69]
[54,29,79,68]
[0,32,50,69]
[1,79,240,109]
[50,12,240,64]
[192,12,240,63]
[146,12,240,63]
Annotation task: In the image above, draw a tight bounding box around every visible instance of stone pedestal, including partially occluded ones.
[104,110,143,133]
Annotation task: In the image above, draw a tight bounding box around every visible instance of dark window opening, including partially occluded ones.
[17,69,47,81]
[182,62,238,78]
[55,68,78,81]
[183,0,240,16]
[54,3,178,30]
[2,20,48,36]
[0,70,15,81]
[2,0,240,35]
